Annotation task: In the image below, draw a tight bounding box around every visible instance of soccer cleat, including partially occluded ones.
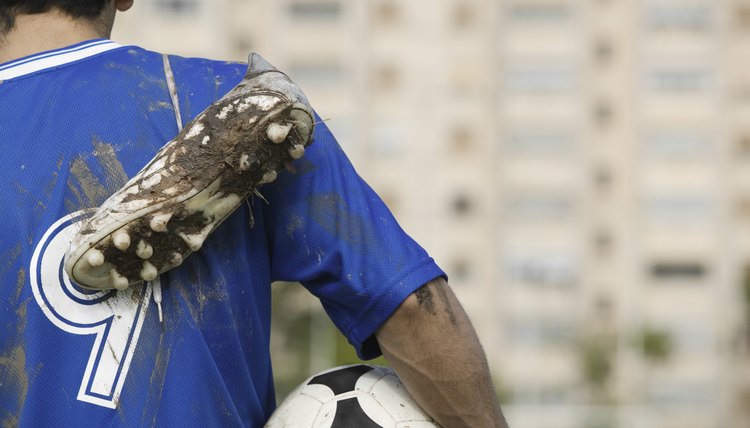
[64,53,315,290]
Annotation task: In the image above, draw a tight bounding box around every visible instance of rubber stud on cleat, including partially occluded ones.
[86,249,105,267]
[267,123,292,144]
[239,154,251,171]
[170,252,183,267]
[113,231,131,251]
[179,232,204,252]
[136,240,153,259]
[150,212,172,232]
[109,269,129,290]
[260,170,277,184]
[288,144,305,160]
[140,261,158,281]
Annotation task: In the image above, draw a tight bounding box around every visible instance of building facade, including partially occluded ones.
[113,1,750,427]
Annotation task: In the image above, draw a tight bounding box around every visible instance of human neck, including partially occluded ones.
[0,10,108,64]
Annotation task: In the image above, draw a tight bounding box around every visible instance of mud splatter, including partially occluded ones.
[148,101,173,112]
[14,269,25,308]
[0,346,28,427]
[66,156,112,211]
[65,139,128,212]
[415,280,458,326]
[415,284,436,315]
[0,296,29,428]
[307,193,376,246]
[92,139,129,190]
[434,280,458,327]
[0,243,22,280]
[173,270,228,326]
[139,333,172,428]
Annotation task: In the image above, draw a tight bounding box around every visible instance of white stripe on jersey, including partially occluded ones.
[0,39,122,81]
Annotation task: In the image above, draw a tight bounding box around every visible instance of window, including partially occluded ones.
[646,383,715,406]
[660,324,713,352]
[505,250,578,287]
[646,68,714,93]
[505,64,577,93]
[645,194,714,221]
[645,4,713,33]
[451,193,475,217]
[504,132,573,155]
[507,2,572,25]
[507,318,577,346]
[505,193,575,221]
[288,1,341,20]
[650,262,707,280]
[642,132,711,159]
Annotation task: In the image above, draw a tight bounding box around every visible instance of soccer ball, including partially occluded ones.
[264,365,439,428]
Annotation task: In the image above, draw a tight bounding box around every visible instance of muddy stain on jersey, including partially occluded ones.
[65,139,128,212]
[91,139,129,190]
[0,269,29,427]
[307,193,375,246]
[138,303,174,428]
[0,345,28,427]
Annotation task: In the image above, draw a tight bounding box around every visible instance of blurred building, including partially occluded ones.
[113,1,750,427]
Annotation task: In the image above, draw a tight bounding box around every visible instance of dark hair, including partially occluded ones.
[0,0,109,34]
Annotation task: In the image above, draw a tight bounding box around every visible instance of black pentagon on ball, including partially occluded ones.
[307,364,374,395]
[330,397,382,428]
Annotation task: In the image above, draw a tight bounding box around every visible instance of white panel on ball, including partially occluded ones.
[264,365,439,428]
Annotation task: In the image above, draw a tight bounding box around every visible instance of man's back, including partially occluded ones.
[0,39,279,427]
[0,37,445,427]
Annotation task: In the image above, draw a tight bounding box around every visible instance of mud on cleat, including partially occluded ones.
[64,53,315,290]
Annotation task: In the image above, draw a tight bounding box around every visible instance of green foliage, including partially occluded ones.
[334,329,388,367]
[270,283,315,400]
[637,328,672,363]
[579,335,614,390]
[270,282,387,402]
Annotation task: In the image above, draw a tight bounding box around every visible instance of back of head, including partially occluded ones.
[0,0,110,34]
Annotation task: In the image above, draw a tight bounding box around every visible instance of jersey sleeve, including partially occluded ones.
[262,116,445,359]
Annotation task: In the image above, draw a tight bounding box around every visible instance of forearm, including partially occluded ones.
[375,277,509,428]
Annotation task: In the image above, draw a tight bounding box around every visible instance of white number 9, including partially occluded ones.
[30,211,152,409]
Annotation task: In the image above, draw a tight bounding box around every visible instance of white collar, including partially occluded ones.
[0,39,122,81]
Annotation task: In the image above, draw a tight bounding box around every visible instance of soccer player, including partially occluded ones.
[0,1,508,427]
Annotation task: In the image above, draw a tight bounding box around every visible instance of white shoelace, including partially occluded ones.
[150,54,184,323]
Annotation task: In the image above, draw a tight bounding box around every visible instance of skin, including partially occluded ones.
[0,3,509,426]
[377,277,508,427]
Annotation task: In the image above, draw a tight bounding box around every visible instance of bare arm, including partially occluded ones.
[375,277,509,428]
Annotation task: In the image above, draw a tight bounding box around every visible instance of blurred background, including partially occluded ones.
[113,1,750,427]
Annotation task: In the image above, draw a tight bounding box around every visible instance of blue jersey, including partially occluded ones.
[0,39,444,427]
